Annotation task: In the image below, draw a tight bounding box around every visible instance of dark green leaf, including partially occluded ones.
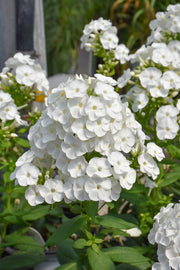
[0,252,46,270]
[116,263,140,270]
[23,205,51,221]
[14,137,30,148]
[87,246,116,270]
[56,239,78,264]
[167,144,180,159]
[103,247,151,270]
[46,215,88,246]
[83,201,98,219]
[158,166,180,187]
[95,215,136,230]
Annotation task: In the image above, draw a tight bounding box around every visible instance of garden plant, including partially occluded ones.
[0,2,180,270]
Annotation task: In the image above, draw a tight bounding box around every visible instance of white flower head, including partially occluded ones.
[115,44,129,64]
[16,163,40,186]
[100,29,119,50]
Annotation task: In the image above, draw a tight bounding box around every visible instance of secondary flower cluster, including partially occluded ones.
[80,17,129,65]
[0,89,27,125]
[148,203,180,270]
[11,75,162,206]
[119,38,180,141]
[0,52,49,102]
[147,3,180,45]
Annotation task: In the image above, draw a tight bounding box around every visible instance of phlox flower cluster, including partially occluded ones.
[117,5,180,141]
[148,203,180,270]
[0,52,49,96]
[11,75,161,206]
[80,18,129,65]
[0,89,27,125]
[147,4,180,45]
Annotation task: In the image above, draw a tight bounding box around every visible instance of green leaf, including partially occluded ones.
[83,201,98,219]
[73,238,87,249]
[55,261,83,270]
[0,252,46,270]
[23,205,51,221]
[166,144,180,159]
[14,137,30,148]
[56,239,78,265]
[103,247,151,270]
[158,166,180,187]
[87,246,116,270]
[3,171,11,184]
[116,263,140,270]
[95,215,136,230]
[46,215,88,246]
[132,9,144,29]
[3,231,44,253]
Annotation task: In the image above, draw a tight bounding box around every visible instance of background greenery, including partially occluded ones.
[43,0,177,76]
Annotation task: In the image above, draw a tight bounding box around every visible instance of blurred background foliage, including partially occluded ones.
[43,0,177,76]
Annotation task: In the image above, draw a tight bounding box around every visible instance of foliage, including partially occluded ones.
[43,0,114,75]
[1,2,180,270]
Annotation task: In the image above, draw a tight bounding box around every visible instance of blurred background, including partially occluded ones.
[43,0,177,76]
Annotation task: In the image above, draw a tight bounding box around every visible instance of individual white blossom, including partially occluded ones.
[39,179,64,204]
[115,44,129,64]
[139,68,162,89]
[25,185,44,206]
[100,29,119,50]
[146,142,165,161]
[15,163,40,186]
[138,153,160,180]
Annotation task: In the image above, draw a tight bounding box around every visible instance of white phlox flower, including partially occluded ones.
[100,29,119,50]
[139,67,162,89]
[85,177,112,201]
[16,150,35,167]
[0,90,26,124]
[156,105,179,140]
[138,153,159,180]
[25,185,44,206]
[86,157,112,178]
[114,127,135,153]
[3,52,50,95]
[12,75,160,205]
[118,168,136,190]
[39,178,64,204]
[148,203,180,270]
[115,44,129,64]
[67,156,87,178]
[146,142,165,161]
[85,96,106,121]
[80,18,119,53]
[15,163,40,186]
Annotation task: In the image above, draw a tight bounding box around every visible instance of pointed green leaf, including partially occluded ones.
[14,137,30,148]
[0,252,46,270]
[56,239,78,265]
[95,215,136,230]
[23,205,51,221]
[73,238,87,249]
[87,246,116,270]
[103,247,151,270]
[46,215,88,246]
[83,201,98,219]
[158,166,180,187]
